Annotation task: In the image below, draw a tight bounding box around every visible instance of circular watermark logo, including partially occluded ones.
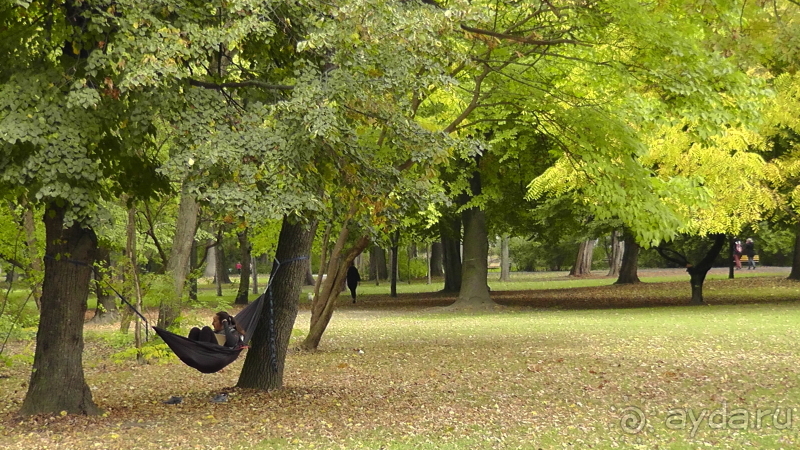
[620,406,646,434]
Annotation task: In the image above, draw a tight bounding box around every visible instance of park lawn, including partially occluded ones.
[1,274,800,449]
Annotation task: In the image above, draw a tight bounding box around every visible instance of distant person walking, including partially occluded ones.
[733,239,743,270]
[346,262,361,304]
[744,238,756,270]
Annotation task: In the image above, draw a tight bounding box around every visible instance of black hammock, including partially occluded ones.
[107,256,307,374]
[152,293,265,374]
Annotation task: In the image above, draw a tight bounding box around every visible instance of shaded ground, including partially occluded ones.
[330,267,799,311]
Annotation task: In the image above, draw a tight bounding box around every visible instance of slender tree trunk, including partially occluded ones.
[390,230,399,297]
[728,235,736,280]
[499,235,511,282]
[215,230,226,297]
[606,230,623,277]
[214,236,232,284]
[126,205,144,364]
[20,203,100,416]
[158,188,199,328]
[235,228,251,305]
[252,255,259,294]
[615,232,640,284]
[91,245,118,324]
[301,235,370,351]
[569,239,596,277]
[314,223,332,303]
[426,244,432,284]
[789,220,800,280]
[237,218,315,390]
[430,241,443,277]
[21,199,42,309]
[188,240,198,303]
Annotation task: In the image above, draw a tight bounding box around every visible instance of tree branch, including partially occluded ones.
[656,246,689,267]
[0,253,26,271]
[460,24,589,47]
[187,79,294,91]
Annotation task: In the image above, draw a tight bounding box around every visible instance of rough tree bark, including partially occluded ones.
[237,218,315,390]
[606,230,623,277]
[569,239,596,277]
[158,187,199,328]
[615,231,640,284]
[451,167,491,307]
[235,228,251,305]
[20,203,100,416]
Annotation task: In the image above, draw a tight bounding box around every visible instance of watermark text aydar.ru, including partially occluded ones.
[619,403,793,437]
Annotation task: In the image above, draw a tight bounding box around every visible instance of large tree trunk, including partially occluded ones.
[615,232,640,284]
[788,220,800,280]
[499,235,510,282]
[158,188,199,328]
[235,228,251,305]
[390,230,399,297]
[606,230,623,277]
[237,218,315,390]
[20,203,100,416]
[569,239,596,277]
[91,245,118,324]
[429,241,443,277]
[450,163,490,307]
[214,229,232,284]
[440,215,462,293]
[451,207,491,306]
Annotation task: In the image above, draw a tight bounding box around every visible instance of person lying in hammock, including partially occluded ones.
[188,311,245,348]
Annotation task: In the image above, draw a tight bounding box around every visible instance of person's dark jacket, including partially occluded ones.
[218,322,243,348]
[744,241,755,258]
[346,265,361,289]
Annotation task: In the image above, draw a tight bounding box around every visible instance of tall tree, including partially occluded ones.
[237,217,315,390]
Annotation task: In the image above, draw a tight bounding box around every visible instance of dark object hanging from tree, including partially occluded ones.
[153,293,264,373]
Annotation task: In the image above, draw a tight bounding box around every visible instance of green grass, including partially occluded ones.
[2,270,800,449]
